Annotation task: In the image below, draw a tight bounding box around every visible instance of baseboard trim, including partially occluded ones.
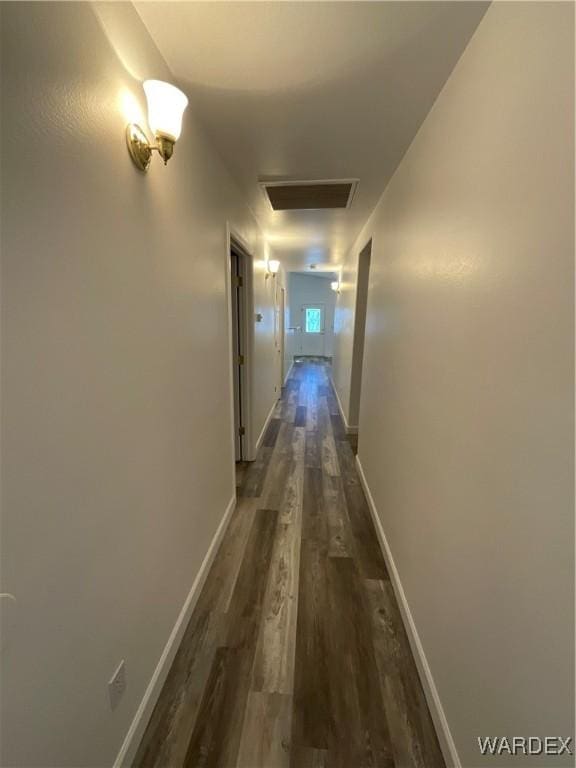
[254,397,278,455]
[330,377,358,435]
[283,361,294,385]
[113,493,237,767]
[355,456,461,768]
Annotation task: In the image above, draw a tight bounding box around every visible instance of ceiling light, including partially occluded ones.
[126,80,188,172]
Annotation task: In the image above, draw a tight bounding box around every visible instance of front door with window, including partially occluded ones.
[300,304,325,356]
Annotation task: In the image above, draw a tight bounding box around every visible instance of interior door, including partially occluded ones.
[300,304,325,356]
[230,248,245,460]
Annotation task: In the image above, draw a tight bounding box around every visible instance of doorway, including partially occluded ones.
[230,244,248,464]
[278,287,286,386]
[299,303,325,356]
[349,240,372,432]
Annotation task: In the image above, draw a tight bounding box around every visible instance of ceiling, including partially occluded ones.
[135,1,488,271]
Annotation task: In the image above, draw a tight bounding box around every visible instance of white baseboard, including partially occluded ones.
[114,494,237,767]
[254,397,279,455]
[283,361,294,385]
[330,377,358,435]
[355,456,461,768]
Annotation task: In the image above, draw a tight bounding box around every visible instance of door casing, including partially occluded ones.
[225,226,256,481]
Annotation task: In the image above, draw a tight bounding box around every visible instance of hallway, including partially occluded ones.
[134,361,444,768]
[1,3,573,765]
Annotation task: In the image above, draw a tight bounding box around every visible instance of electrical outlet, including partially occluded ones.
[108,660,126,710]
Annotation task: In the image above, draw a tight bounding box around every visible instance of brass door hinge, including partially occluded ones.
[238,354,245,366]
[235,275,244,288]
[239,426,246,436]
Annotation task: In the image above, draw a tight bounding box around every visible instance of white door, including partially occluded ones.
[300,304,325,356]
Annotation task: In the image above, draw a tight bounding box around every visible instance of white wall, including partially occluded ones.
[333,3,574,765]
[286,273,336,360]
[0,3,282,765]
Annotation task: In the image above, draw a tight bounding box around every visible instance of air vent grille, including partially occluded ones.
[262,180,358,211]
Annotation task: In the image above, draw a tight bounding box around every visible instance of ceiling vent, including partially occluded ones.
[261,179,358,211]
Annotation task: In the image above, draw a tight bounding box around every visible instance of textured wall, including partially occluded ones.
[0,3,281,765]
[333,3,574,765]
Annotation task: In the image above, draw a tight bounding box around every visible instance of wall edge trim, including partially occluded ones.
[355,455,461,768]
[254,397,279,454]
[330,375,358,435]
[284,361,294,385]
[113,493,237,767]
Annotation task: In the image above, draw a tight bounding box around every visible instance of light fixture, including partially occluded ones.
[331,280,341,294]
[266,259,280,279]
[126,80,188,172]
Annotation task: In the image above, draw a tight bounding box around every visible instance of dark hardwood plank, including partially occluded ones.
[263,423,296,510]
[135,360,444,768]
[330,413,346,440]
[325,557,395,767]
[292,748,329,767]
[264,417,283,447]
[295,405,307,427]
[183,508,277,767]
[251,520,301,694]
[340,479,390,580]
[134,609,225,768]
[133,500,258,768]
[334,437,359,487]
[326,393,340,417]
[365,579,445,768]
[302,467,328,548]
[291,539,333,756]
[317,396,339,477]
[304,429,322,469]
[240,446,273,498]
[322,474,353,559]
[237,691,292,768]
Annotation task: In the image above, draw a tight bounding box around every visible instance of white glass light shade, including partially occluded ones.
[331,281,339,292]
[268,259,280,274]
[143,80,188,141]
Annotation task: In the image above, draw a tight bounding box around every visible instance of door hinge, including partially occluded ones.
[238,354,245,365]
[235,275,244,288]
[238,426,245,436]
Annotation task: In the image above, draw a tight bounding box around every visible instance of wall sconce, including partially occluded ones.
[331,280,341,294]
[266,259,280,279]
[126,80,188,172]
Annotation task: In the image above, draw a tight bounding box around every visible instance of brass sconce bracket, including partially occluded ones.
[126,124,175,172]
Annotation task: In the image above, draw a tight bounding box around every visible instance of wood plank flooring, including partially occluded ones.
[134,361,445,768]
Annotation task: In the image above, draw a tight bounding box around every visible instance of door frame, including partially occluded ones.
[230,246,247,461]
[225,225,256,483]
[349,237,373,432]
[278,287,286,388]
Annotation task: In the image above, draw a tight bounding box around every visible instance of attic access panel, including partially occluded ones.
[262,180,358,211]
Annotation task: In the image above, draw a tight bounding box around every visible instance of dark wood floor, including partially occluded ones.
[134,361,445,768]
